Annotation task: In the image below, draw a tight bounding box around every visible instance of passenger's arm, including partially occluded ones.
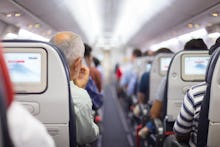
[150,100,162,119]
[150,77,166,119]
[137,92,146,104]
[173,90,194,142]
[85,78,103,110]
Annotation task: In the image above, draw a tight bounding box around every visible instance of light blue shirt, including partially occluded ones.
[120,63,138,97]
[155,77,166,102]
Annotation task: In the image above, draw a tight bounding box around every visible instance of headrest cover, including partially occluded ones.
[0,45,14,107]
[206,47,220,83]
[209,43,220,55]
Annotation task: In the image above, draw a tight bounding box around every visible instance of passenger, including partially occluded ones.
[119,48,142,110]
[136,48,169,105]
[133,50,154,114]
[50,32,99,145]
[84,43,102,92]
[115,63,122,82]
[173,37,220,147]
[83,43,103,110]
[138,48,172,138]
[0,47,55,147]
[184,38,208,50]
[142,50,155,56]
[93,57,104,84]
[115,63,123,98]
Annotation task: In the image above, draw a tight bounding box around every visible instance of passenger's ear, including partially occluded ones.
[69,57,81,80]
[73,57,82,72]
[74,57,82,68]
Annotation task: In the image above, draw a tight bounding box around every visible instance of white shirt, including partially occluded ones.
[7,102,55,147]
[70,81,99,145]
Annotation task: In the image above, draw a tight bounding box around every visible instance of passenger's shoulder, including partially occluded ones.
[188,82,207,96]
[70,82,92,104]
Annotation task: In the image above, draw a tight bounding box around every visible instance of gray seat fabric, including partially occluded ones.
[0,48,14,147]
[197,46,220,147]
[149,53,173,102]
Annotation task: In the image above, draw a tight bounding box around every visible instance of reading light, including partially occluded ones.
[194,24,200,28]
[6,13,12,18]
[28,24,33,29]
[15,13,21,17]
[212,12,219,17]
[34,23,40,28]
[187,23,193,28]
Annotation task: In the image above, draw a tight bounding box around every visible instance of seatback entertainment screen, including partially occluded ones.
[3,48,47,93]
[159,57,172,75]
[182,55,209,81]
[4,53,41,83]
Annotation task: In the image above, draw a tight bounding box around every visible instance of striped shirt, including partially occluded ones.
[173,82,207,147]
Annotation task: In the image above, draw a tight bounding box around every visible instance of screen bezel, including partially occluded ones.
[181,54,209,82]
[159,57,172,76]
[3,47,47,93]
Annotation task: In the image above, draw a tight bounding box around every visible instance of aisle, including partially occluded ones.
[102,84,133,147]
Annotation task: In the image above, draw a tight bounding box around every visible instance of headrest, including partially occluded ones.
[209,43,220,55]
[205,46,220,84]
[0,45,14,108]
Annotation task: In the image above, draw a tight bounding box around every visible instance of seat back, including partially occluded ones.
[149,53,173,102]
[134,56,154,81]
[0,47,14,147]
[197,46,220,147]
[0,72,14,147]
[2,40,76,147]
[166,50,209,122]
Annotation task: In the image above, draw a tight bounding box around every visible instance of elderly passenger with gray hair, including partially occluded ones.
[50,32,99,145]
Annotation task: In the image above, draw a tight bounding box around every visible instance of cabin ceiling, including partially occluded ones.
[0,0,220,49]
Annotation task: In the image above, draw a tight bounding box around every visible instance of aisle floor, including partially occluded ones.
[102,84,134,147]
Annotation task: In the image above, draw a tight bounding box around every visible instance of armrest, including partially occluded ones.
[163,135,189,147]
[153,118,163,135]
[163,116,175,133]
[164,135,181,147]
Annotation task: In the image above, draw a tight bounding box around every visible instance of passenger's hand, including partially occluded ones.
[133,105,140,117]
[75,65,89,88]
[138,126,149,139]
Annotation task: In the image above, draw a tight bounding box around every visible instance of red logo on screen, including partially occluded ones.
[8,60,25,63]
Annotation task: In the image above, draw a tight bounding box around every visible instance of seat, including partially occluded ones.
[2,40,76,147]
[164,50,209,131]
[149,53,173,103]
[134,56,154,81]
[0,47,14,147]
[197,46,220,147]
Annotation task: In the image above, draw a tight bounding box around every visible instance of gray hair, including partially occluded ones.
[50,31,85,66]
